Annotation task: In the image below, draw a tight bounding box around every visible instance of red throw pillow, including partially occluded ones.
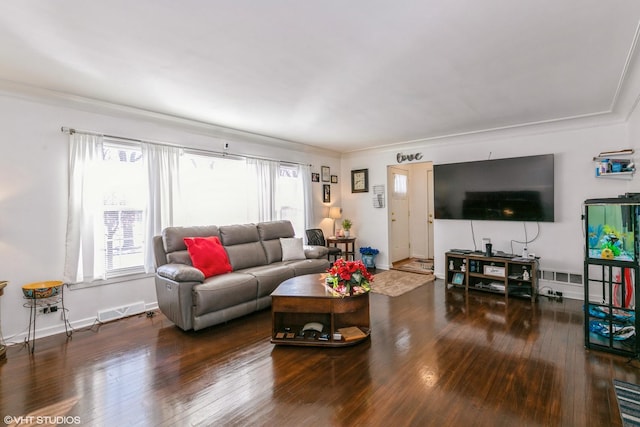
[183,236,232,278]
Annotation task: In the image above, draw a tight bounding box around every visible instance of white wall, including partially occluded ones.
[0,88,340,342]
[3,83,639,344]
[341,118,638,299]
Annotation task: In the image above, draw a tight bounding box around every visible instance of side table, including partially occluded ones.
[22,281,70,353]
[326,237,356,261]
[0,281,6,360]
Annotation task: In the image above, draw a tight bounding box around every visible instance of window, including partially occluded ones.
[64,132,310,285]
[177,154,307,236]
[176,152,251,226]
[101,142,146,275]
[64,135,149,284]
[276,163,305,236]
[393,172,408,199]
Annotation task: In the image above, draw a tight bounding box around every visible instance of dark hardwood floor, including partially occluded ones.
[0,279,636,426]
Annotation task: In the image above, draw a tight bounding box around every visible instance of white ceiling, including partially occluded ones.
[1,1,640,152]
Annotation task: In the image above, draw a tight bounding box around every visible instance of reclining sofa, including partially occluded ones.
[153,220,330,331]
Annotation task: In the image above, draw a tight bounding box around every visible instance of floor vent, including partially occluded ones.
[97,301,146,323]
[539,270,583,285]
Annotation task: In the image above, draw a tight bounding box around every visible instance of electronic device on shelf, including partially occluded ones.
[493,251,517,259]
[450,249,472,254]
[302,322,324,333]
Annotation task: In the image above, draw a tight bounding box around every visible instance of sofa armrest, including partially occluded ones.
[304,245,329,259]
[157,263,205,282]
[154,275,199,331]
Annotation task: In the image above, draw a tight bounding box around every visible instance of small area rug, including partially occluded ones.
[614,379,640,426]
[392,258,434,275]
[371,269,434,297]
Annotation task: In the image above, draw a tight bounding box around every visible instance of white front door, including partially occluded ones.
[388,166,410,263]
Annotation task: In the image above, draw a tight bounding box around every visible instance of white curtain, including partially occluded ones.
[301,164,313,230]
[63,133,104,283]
[63,132,311,282]
[143,143,181,273]
[247,158,278,222]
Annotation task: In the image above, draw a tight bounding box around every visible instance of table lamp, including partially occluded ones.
[329,206,342,237]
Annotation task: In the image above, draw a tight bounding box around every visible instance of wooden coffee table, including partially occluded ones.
[270,273,370,347]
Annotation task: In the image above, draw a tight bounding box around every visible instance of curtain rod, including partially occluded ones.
[60,126,311,167]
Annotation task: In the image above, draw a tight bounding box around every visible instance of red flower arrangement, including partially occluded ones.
[326,258,373,296]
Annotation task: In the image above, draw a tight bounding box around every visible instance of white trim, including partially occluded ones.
[68,272,154,290]
[3,301,159,347]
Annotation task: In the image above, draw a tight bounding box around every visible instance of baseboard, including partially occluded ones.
[5,302,159,348]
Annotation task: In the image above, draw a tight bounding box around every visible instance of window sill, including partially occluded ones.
[68,272,154,290]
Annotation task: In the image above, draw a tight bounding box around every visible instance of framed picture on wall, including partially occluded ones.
[311,172,320,182]
[323,184,331,203]
[351,168,369,193]
[331,175,338,184]
[321,166,330,182]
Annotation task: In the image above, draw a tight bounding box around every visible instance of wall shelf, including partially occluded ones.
[596,171,634,180]
[593,149,635,179]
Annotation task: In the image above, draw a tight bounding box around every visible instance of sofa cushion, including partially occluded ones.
[257,220,295,240]
[238,263,295,298]
[280,237,306,261]
[219,223,261,246]
[258,220,295,263]
[219,224,268,270]
[225,242,268,271]
[285,258,331,276]
[192,273,258,316]
[304,245,329,259]
[167,250,192,265]
[184,236,232,278]
[163,225,219,253]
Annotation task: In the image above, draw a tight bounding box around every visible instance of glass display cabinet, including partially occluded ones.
[584,195,640,357]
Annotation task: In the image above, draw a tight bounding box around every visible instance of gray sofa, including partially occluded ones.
[153,220,330,331]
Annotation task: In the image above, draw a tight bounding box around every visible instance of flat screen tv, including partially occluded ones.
[434,154,554,222]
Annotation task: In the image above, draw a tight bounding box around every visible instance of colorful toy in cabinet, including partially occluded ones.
[584,199,638,262]
[600,225,624,259]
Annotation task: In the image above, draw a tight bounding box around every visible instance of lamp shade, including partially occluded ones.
[329,206,342,219]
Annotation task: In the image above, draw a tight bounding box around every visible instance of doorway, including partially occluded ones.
[387,162,434,266]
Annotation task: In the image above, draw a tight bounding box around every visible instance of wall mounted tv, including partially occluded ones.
[434,154,554,222]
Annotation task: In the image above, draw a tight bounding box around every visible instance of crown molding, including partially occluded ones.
[342,109,628,158]
[0,79,341,158]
